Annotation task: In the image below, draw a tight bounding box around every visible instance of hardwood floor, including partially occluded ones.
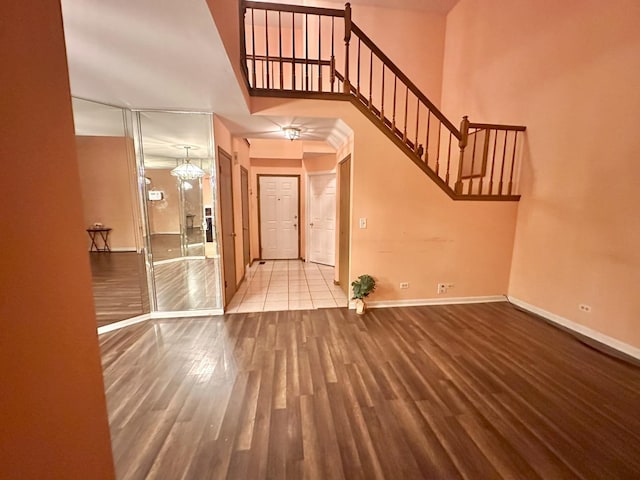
[150,231,206,261]
[89,252,149,327]
[99,302,640,479]
[90,253,221,324]
[153,258,221,311]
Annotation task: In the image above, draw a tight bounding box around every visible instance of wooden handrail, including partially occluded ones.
[351,23,461,139]
[244,1,345,17]
[249,55,332,67]
[468,122,526,132]
[240,0,525,200]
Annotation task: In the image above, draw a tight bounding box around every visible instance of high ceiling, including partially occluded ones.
[61,0,247,114]
[62,0,453,146]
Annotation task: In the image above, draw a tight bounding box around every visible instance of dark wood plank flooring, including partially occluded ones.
[150,231,205,261]
[90,252,149,327]
[153,258,221,311]
[99,302,640,479]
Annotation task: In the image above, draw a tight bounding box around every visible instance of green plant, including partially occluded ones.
[351,274,376,300]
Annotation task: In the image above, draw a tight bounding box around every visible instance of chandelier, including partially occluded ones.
[283,127,301,141]
[170,146,205,180]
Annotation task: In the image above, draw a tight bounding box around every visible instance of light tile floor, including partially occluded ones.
[226,260,349,313]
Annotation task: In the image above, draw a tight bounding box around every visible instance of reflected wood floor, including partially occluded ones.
[153,258,221,311]
[100,302,640,479]
[90,252,148,327]
[150,231,205,261]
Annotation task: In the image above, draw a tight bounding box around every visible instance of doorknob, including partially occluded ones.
[309,222,314,226]
[231,232,237,237]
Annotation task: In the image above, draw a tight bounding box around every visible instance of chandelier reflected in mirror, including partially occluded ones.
[170,145,206,180]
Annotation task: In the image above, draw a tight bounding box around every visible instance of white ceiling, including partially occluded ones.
[63,0,450,148]
[61,0,247,114]
[72,98,126,137]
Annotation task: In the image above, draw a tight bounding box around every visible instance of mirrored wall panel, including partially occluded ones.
[72,98,150,327]
[136,111,222,311]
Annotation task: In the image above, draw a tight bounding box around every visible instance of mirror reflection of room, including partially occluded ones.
[72,98,150,327]
[138,111,222,312]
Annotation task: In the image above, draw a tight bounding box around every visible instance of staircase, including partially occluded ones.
[239,1,525,201]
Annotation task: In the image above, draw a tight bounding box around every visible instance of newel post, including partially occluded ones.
[455,115,469,194]
[343,3,352,94]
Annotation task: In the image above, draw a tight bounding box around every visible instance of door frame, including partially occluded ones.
[338,155,351,295]
[240,166,251,271]
[257,174,301,260]
[218,147,237,306]
[305,170,337,265]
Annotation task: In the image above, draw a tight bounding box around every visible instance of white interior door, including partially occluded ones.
[259,176,299,259]
[308,173,336,266]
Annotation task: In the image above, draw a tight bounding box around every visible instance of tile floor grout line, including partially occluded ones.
[228,260,346,314]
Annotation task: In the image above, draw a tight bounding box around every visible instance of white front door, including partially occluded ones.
[308,173,336,266]
[259,176,299,259]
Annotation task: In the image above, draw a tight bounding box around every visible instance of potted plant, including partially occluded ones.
[351,274,376,315]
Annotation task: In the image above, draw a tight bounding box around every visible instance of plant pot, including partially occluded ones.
[355,298,366,315]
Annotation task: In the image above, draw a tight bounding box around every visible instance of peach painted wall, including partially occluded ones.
[303,153,337,173]
[251,138,304,159]
[444,0,640,347]
[442,0,640,349]
[146,169,180,234]
[337,2,446,106]
[214,115,233,155]
[0,2,115,478]
[76,136,138,250]
[206,0,251,107]
[202,174,213,209]
[252,97,518,301]
[250,158,307,261]
[303,140,336,156]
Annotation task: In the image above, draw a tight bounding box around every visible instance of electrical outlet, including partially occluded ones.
[437,283,448,294]
[359,218,367,229]
[400,282,409,289]
[579,304,592,313]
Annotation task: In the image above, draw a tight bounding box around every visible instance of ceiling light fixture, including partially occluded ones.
[170,145,205,180]
[283,127,301,141]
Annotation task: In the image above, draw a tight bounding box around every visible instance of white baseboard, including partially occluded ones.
[97,313,152,334]
[350,295,507,309]
[150,309,224,319]
[508,296,640,361]
[153,256,206,266]
[97,309,224,334]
